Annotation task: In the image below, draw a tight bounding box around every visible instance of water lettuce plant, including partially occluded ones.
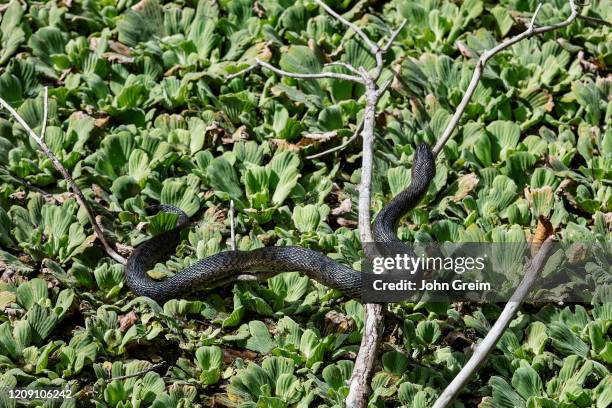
[0,0,609,406]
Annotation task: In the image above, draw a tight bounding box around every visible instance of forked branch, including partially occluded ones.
[431,1,597,407]
[432,0,579,156]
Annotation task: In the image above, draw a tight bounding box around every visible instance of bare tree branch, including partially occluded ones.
[432,237,555,408]
[577,14,612,27]
[324,61,362,75]
[226,58,364,83]
[347,77,381,408]
[0,170,54,197]
[306,121,363,159]
[257,58,364,82]
[432,0,579,157]
[226,63,259,80]
[0,88,127,265]
[229,200,236,251]
[106,362,168,383]
[381,19,408,53]
[428,4,597,407]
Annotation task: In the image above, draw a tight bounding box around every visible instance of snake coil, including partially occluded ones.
[126,143,435,302]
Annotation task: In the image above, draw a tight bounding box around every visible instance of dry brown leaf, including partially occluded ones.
[331,198,352,216]
[56,192,76,203]
[222,348,258,364]
[131,0,148,11]
[566,243,588,264]
[0,291,16,310]
[102,52,134,64]
[119,311,138,332]
[206,122,229,145]
[456,40,472,58]
[9,191,26,203]
[115,243,133,257]
[444,331,472,350]
[270,139,301,152]
[531,216,553,257]
[452,174,479,202]
[303,130,338,141]
[229,125,249,143]
[324,310,356,334]
[337,217,358,227]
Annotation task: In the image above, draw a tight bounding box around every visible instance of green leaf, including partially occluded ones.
[188,0,219,60]
[490,376,526,408]
[270,150,300,206]
[292,204,321,233]
[491,6,513,37]
[387,167,411,197]
[318,106,344,131]
[160,179,201,217]
[111,175,141,201]
[117,1,161,47]
[382,350,409,376]
[16,278,48,310]
[128,149,151,185]
[525,322,548,355]
[148,211,180,235]
[195,345,223,385]
[26,304,58,344]
[246,320,276,355]
[28,27,67,66]
[512,366,542,400]
[322,360,353,390]
[594,376,612,408]
[0,0,25,65]
[299,329,325,366]
[207,157,243,203]
[548,322,589,357]
[279,46,323,96]
[487,120,521,160]
[416,320,442,345]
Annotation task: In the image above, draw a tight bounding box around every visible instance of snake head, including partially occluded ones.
[412,143,436,181]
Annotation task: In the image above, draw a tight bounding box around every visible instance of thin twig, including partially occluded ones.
[324,61,362,75]
[306,121,364,159]
[41,87,48,142]
[314,0,378,54]
[432,237,554,408]
[0,88,127,265]
[226,59,364,83]
[106,362,168,383]
[229,200,236,251]
[381,19,408,53]
[528,2,544,29]
[257,58,363,83]
[577,14,612,27]
[0,170,54,197]
[226,63,259,80]
[432,0,579,157]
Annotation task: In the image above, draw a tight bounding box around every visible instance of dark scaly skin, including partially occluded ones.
[373,143,435,242]
[125,144,436,302]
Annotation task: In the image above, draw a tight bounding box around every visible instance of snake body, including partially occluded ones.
[125,144,435,302]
